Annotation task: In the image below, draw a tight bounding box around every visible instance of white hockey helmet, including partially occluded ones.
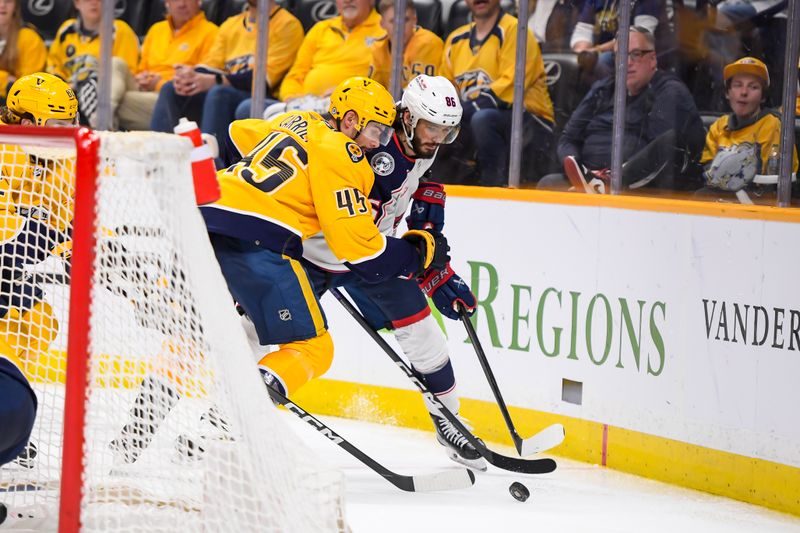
[401,75,462,144]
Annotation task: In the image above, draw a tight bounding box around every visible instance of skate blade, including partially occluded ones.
[444,449,488,472]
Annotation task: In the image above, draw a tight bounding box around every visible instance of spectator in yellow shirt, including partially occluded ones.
[368,0,442,90]
[260,0,385,119]
[151,0,303,157]
[112,0,218,130]
[440,0,554,185]
[47,0,139,128]
[0,0,47,102]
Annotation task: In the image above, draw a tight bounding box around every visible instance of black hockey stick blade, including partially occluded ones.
[460,307,565,457]
[267,385,476,492]
[331,288,557,475]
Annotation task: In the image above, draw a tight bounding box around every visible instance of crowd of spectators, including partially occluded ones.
[0,0,797,204]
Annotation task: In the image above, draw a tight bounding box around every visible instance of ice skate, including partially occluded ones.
[430,414,487,472]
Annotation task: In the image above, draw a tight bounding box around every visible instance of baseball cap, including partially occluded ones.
[723,57,770,87]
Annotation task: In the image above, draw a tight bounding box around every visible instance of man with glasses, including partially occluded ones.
[201,76,449,407]
[538,26,704,194]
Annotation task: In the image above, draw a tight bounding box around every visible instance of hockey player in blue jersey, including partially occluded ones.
[298,75,485,470]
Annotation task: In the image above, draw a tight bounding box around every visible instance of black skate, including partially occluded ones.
[0,502,47,528]
[173,406,235,463]
[430,414,487,472]
[259,366,286,404]
[12,441,37,469]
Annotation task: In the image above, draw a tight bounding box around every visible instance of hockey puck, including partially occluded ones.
[509,481,530,502]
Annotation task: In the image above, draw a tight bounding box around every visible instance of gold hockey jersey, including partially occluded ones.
[701,111,798,172]
[441,12,554,122]
[47,18,139,84]
[202,114,420,281]
[279,11,386,100]
[201,7,303,90]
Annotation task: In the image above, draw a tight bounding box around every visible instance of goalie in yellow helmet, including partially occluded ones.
[0,73,78,471]
[2,72,79,127]
[202,76,450,399]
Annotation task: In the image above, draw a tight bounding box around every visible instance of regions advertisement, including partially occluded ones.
[322,195,800,469]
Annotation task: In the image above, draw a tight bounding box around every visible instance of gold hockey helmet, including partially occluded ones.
[7,73,78,126]
[329,77,396,145]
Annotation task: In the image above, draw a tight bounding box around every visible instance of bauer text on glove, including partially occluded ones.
[406,181,445,232]
[418,262,476,320]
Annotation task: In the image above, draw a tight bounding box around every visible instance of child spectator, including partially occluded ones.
[697,57,798,204]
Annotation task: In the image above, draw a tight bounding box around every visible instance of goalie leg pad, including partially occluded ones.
[0,359,37,466]
[20,301,58,356]
[257,330,333,395]
[0,301,58,363]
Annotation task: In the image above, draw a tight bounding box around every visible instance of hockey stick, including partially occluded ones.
[266,385,476,493]
[459,307,565,457]
[330,288,556,475]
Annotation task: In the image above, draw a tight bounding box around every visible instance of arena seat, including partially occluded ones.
[22,0,74,42]
[115,0,150,36]
[293,0,338,32]
[443,0,469,36]
[216,0,248,24]
[700,112,723,132]
[414,0,442,36]
[541,53,582,130]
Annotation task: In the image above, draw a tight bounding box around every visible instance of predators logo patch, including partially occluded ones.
[346,142,364,163]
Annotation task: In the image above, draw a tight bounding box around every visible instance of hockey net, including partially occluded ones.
[0,127,347,533]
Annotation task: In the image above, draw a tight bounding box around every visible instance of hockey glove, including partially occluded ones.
[418,263,476,320]
[402,229,450,273]
[406,181,446,232]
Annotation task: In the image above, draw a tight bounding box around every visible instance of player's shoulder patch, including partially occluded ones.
[345,142,364,163]
[370,151,395,176]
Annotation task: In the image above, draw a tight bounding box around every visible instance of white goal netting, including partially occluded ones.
[0,128,346,533]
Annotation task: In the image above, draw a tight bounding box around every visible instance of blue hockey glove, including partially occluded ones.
[406,181,445,232]
[418,263,476,320]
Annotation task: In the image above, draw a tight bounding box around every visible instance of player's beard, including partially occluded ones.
[410,135,438,159]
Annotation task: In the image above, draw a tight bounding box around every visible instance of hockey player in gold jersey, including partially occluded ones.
[201,77,449,397]
[440,0,554,185]
[0,73,78,481]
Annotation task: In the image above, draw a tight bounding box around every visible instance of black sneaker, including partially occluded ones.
[430,414,487,471]
[564,155,610,194]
